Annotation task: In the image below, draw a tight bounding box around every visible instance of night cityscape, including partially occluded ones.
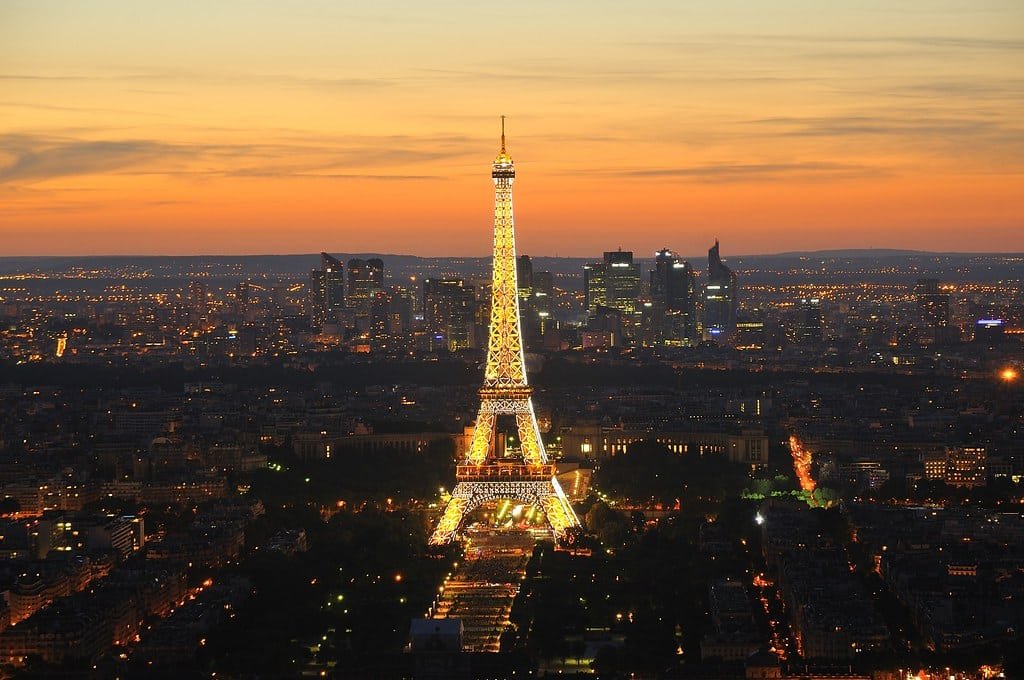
[1,223,1021,679]
[3,2,1023,679]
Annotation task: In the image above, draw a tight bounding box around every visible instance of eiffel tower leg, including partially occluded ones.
[538,478,581,539]
[515,406,546,465]
[429,483,475,546]
[466,409,497,465]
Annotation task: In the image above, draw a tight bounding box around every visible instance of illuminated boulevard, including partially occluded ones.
[430,528,535,653]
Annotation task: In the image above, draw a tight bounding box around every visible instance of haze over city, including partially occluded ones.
[2,0,1023,256]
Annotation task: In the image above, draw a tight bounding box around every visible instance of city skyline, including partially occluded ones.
[0,125,1021,675]
[2,1,1023,256]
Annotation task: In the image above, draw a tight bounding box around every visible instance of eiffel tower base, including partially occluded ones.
[429,478,580,546]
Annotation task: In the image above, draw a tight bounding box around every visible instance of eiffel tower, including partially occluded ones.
[429,119,582,546]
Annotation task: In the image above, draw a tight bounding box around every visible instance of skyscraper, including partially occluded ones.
[308,252,345,328]
[584,250,640,316]
[703,240,738,341]
[605,250,640,315]
[347,257,384,331]
[422,277,477,351]
[516,255,533,303]
[650,248,698,345]
[583,262,606,316]
[532,270,554,323]
[795,297,823,345]
[516,254,538,345]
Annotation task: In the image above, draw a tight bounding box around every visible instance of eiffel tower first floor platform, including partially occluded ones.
[428,463,582,546]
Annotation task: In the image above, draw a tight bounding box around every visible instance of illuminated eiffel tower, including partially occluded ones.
[429,119,582,546]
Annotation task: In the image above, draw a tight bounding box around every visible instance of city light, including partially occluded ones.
[789,435,817,494]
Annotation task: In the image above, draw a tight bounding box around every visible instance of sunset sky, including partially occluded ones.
[2,1,1022,256]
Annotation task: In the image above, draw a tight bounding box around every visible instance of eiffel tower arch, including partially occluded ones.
[429,119,582,546]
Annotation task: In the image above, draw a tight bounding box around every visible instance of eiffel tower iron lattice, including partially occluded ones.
[429,119,582,546]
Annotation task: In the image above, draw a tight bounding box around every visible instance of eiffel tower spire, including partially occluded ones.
[429,120,582,546]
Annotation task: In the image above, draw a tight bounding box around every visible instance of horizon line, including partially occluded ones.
[2,248,1024,261]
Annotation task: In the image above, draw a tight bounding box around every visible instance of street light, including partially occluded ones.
[1000,367,1018,383]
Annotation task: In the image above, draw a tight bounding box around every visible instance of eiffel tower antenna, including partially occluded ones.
[429,120,582,546]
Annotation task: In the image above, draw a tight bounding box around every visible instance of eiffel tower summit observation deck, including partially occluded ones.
[429,119,583,547]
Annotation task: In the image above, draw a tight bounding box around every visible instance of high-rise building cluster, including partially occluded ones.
[1,245,1019,365]
[307,253,386,333]
[581,240,738,348]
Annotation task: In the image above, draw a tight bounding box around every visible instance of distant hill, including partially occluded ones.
[766,248,931,258]
[1,251,1021,284]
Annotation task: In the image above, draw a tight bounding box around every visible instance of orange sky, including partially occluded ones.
[1,1,1022,256]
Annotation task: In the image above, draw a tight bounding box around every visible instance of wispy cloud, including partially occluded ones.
[747,115,1006,138]
[0,74,97,81]
[0,68,402,89]
[578,161,883,183]
[738,112,1024,168]
[881,79,1024,102]
[0,136,188,183]
[0,132,473,185]
[0,100,139,114]
[639,34,1024,52]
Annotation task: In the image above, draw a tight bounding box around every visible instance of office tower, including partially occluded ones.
[703,239,738,341]
[430,120,581,546]
[604,250,640,314]
[516,255,537,345]
[516,258,555,347]
[516,255,533,303]
[796,297,824,344]
[422,277,477,351]
[584,250,640,316]
[383,284,415,336]
[650,248,698,345]
[347,257,384,330]
[532,270,554,327]
[308,253,345,328]
[583,262,606,315]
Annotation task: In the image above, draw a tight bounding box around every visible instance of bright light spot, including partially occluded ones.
[755,513,765,526]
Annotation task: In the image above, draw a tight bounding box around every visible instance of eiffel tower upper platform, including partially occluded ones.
[429,119,582,546]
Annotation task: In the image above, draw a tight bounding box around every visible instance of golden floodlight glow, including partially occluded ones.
[429,121,582,546]
[1000,367,1018,382]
